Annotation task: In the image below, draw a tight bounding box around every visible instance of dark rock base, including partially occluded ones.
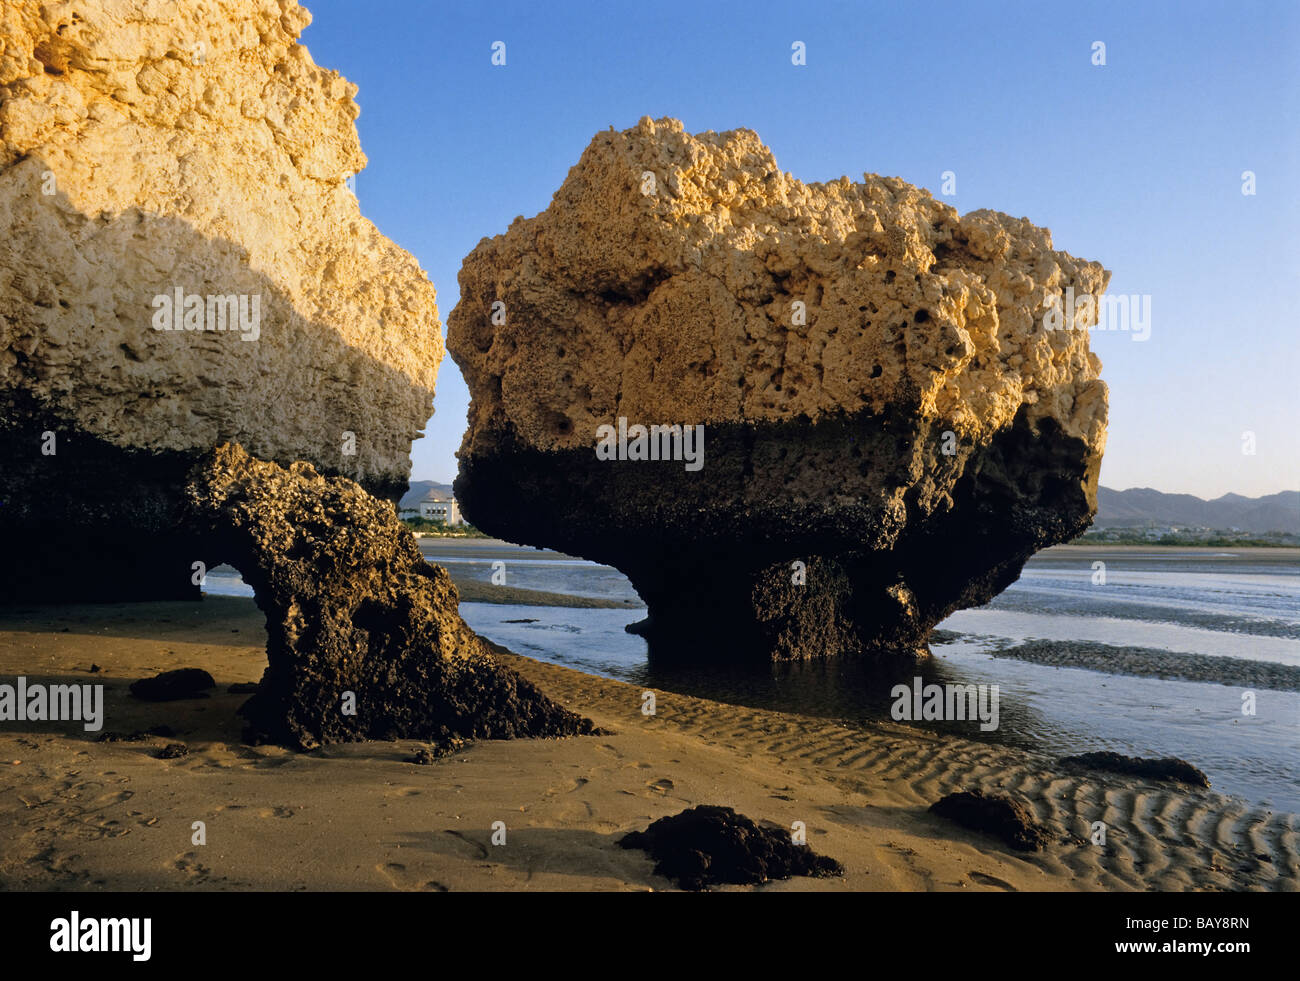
[0,408,202,603]
[456,405,1098,663]
[0,397,414,604]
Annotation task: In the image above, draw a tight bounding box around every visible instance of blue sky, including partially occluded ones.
[303,0,1299,499]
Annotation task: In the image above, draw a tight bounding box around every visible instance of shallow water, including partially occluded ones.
[205,543,1300,811]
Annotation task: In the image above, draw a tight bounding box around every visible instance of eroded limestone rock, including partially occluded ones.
[0,1,441,600]
[448,117,1109,663]
[184,443,596,750]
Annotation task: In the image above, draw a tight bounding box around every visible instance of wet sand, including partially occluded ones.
[0,596,1295,891]
[452,579,638,609]
[417,538,643,609]
[974,638,1300,692]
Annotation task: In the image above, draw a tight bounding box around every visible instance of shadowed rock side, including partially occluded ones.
[184,444,596,750]
[0,1,441,601]
[457,406,1095,663]
[130,668,216,702]
[448,117,1109,663]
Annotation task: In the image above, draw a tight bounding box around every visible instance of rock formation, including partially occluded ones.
[619,805,844,890]
[929,790,1051,852]
[0,1,441,601]
[1058,752,1210,789]
[185,443,596,750]
[448,117,1109,663]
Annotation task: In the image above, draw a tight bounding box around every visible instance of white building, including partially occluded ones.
[418,490,462,526]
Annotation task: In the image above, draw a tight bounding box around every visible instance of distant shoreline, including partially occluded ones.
[430,538,1300,558]
[1047,543,1300,558]
[452,577,642,609]
[427,540,1300,605]
[1071,538,1297,548]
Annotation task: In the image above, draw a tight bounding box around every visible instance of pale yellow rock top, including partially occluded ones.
[451,116,1108,458]
[0,0,441,489]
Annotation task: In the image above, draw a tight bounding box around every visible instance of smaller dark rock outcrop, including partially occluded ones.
[1059,751,1210,789]
[929,790,1051,852]
[130,669,216,701]
[619,804,844,890]
[184,443,596,750]
[407,741,466,765]
[96,725,176,743]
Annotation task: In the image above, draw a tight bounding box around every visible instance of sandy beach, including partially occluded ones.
[0,595,1295,892]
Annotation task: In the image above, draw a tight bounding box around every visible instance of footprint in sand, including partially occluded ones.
[257,806,295,819]
[383,787,422,799]
[544,776,589,797]
[173,853,212,882]
[647,778,674,796]
[378,862,449,892]
[968,870,1017,891]
[442,829,489,860]
[29,847,92,887]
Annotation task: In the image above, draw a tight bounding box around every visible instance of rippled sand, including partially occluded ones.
[0,596,1294,891]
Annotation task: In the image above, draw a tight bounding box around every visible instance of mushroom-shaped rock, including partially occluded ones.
[447,117,1108,663]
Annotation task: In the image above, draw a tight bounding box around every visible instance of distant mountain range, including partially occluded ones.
[400,479,1297,534]
[399,479,455,510]
[1095,487,1300,534]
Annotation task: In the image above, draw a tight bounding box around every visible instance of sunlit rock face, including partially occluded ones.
[0,1,441,600]
[449,117,1108,663]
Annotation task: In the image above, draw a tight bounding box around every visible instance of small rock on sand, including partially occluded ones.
[130,668,216,702]
[929,790,1051,852]
[408,739,469,764]
[97,725,177,743]
[619,804,844,890]
[1058,751,1210,788]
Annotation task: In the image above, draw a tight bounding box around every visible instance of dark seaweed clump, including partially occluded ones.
[619,804,844,890]
[1058,751,1210,788]
[929,790,1051,852]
